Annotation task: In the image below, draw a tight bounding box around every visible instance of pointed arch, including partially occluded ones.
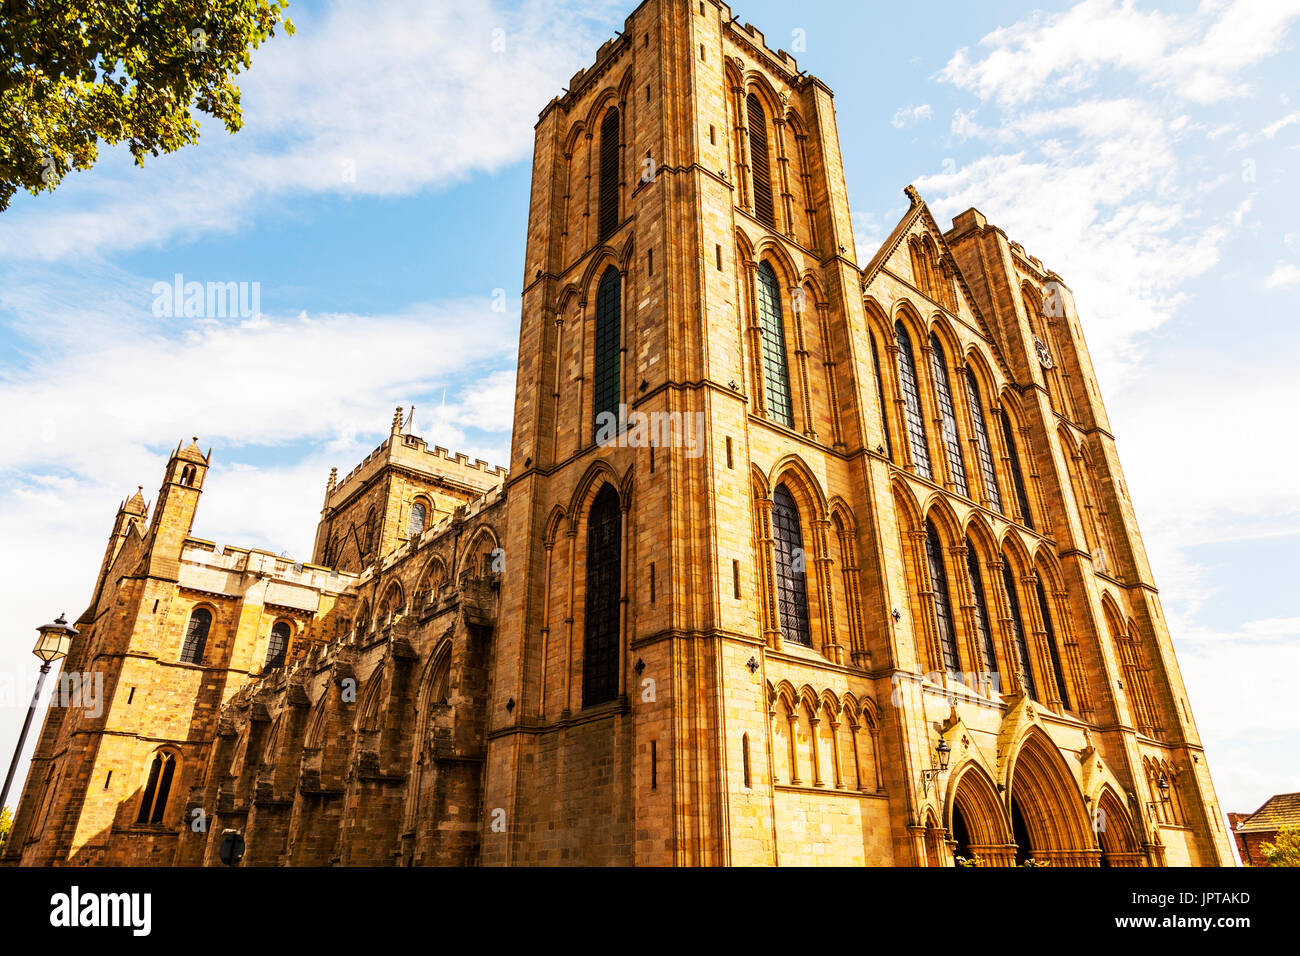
[946,760,1014,866]
[459,524,502,579]
[414,556,448,610]
[1007,728,1094,864]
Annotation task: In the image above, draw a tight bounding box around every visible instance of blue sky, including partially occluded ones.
[1,0,1297,835]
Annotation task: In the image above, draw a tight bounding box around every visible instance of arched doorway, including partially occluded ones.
[1096,787,1145,867]
[1007,731,1097,866]
[948,763,1016,866]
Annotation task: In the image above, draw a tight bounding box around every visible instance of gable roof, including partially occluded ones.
[1236,792,1300,833]
[860,185,1015,385]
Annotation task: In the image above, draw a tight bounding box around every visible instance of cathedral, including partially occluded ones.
[3,0,1235,867]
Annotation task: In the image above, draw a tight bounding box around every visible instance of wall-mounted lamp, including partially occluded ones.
[1145,773,1170,819]
[891,607,902,622]
[921,734,951,796]
[506,697,515,714]
[634,658,645,675]
[746,656,759,674]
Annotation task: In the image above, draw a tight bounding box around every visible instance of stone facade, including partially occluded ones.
[3,0,1234,867]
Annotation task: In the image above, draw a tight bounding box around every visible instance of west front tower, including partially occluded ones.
[484,0,1234,867]
[485,0,899,866]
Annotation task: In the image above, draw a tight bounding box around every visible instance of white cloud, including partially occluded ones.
[891,104,933,128]
[939,0,1300,108]
[0,0,624,261]
[1265,260,1300,287]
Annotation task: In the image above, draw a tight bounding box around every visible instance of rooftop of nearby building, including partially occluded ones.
[1233,792,1300,833]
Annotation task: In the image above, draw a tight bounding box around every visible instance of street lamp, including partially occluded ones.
[0,614,78,812]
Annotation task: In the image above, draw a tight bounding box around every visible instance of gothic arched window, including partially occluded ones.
[924,520,960,679]
[929,334,968,497]
[583,485,622,707]
[964,368,1003,513]
[870,330,893,460]
[593,266,622,439]
[180,608,211,665]
[1000,408,1034,530]
[137,751,176,825]
[364,507,377,553]
[747,92,775,228]
[756,261,794,428]
[408,501,427,537]
[772,483,811,647]
[965,541,998,684]
[598,107,620,241]
[894,321,932,479]
[1002,563,1037,701]
[1034,577,1071,710]
[266,621,290,670]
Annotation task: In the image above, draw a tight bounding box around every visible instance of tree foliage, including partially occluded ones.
[0,0,294,210]
[1260,825,1300,867]
[0,804,12,856]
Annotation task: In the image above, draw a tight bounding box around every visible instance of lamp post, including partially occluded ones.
[0,614,78,812]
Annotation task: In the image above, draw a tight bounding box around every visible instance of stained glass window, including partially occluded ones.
[266,621,290,670]
[894,321,932,479]
[583,485,622,706]
[408,501,427,536]
[925,521,961,679]
[593,267,622,439]
[757,262,794,428]
[772,483,811,647]
[180,608,211,665]
[929,334,969,497]
[964,368,1003,513]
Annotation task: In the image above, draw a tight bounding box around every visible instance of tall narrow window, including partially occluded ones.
[894,321,932,479]
[965,369,1003,513]
[598,107,620,240]
[924,521,961,679]
[266,621,290,670]
[742,733,752,788]
[747,93,775,228]
[870,331,893,459]
[583,485,622,706]
[408,501,427,536]
[966,542,998,683]
[1034,578,1071,710]
[929,335,968,497]
[180,608,211,665]
[365,507,377,553]
[593,267,622,439]
[137,752,175,825]
[1002,564,1037,701]
[756,261,794,428]
[1000,409,1034,529]
[772,483,811,646]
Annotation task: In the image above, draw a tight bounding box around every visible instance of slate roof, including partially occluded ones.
[1235,792,1300,833]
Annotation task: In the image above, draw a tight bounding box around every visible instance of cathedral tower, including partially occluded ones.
[484,0,1233,866]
